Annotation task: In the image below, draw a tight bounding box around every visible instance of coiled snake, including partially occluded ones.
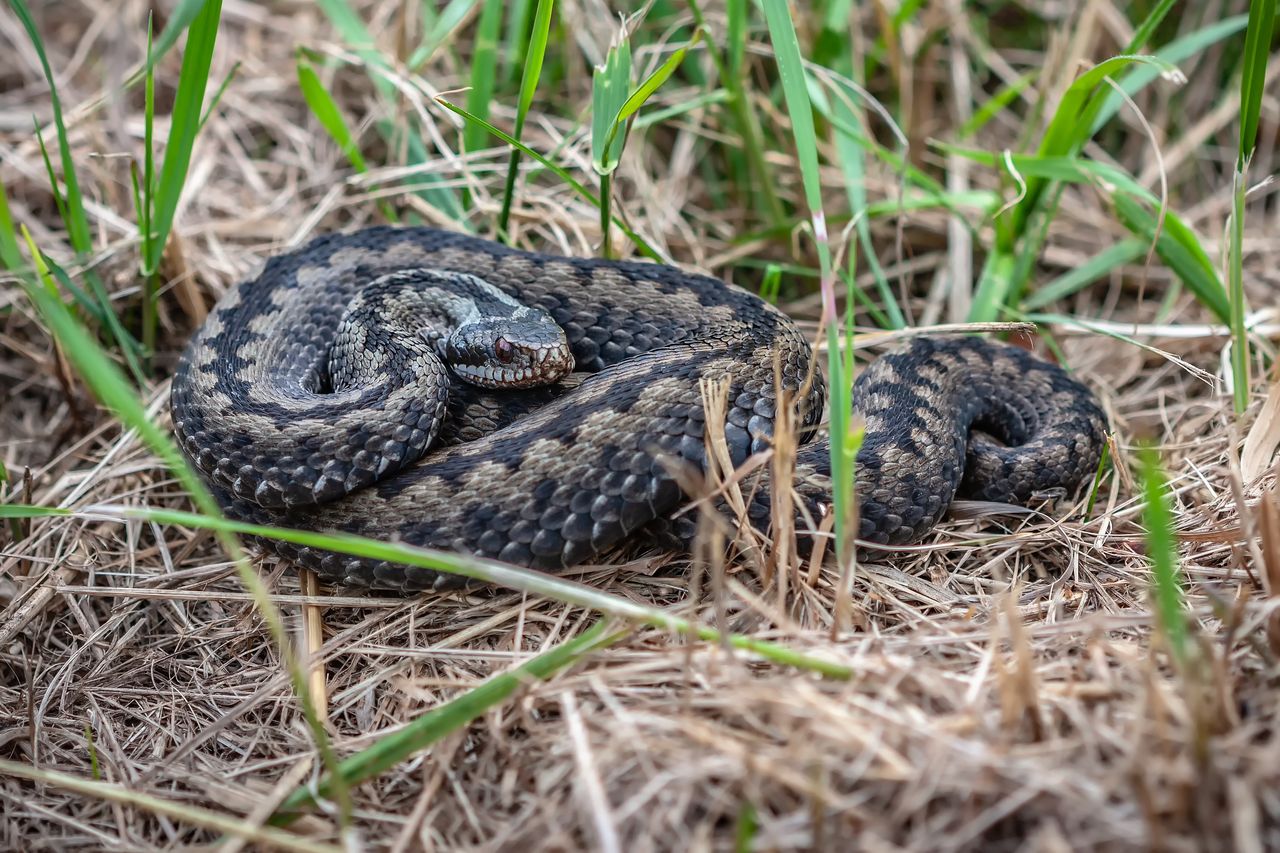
[170,226,1108,592]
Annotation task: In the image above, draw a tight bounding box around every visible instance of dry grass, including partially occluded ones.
[3,1,1280,850]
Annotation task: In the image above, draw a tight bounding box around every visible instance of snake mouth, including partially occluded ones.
[451,347,575,389]
[452,363,545,388]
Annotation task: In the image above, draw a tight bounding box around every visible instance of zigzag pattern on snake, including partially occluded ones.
[169,226,1108,593]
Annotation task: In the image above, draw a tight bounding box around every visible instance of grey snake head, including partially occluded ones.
[440,301,575,390]
[359,268,575,390]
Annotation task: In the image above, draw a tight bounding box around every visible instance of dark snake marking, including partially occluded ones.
[170,226,1108,593]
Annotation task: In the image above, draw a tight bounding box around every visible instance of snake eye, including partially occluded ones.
[494,337,515,363]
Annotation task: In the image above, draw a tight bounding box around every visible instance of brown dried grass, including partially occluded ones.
[2,1,1280,850]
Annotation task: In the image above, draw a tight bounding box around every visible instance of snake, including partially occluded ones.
[169,225,1108,593]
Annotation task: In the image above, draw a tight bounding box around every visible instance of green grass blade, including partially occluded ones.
[133,16,163,366]
[314,0,388,85]
[1092,16,1248,134]
[512,9,552,145]
[760,0,858,570]
[409,0,481,69]
[1228,0,1275,415]
[1,499,850,678]
[591,35,629,257]
[1022,238,1148,310]
[271,619,626,822]
[296,50,368,172]
[1110,192,1230,324]
[805,38,906,330]
[818,110,953,198]
[687,0,786,224]
[143,0,223,275]
[15,234,218,536]
[0,180,23,272]
[591,35,632,176]
[1084,439,1112,518]
[970,251,1018,323]
[462,0,505,155]
[33,127,72,235]
[312,0,463,225]
[967,45,1182,322]
[591,27,699,253]
[889,0,927,27]
[1228,171,1251,415]
[34,127,148,379]
[616,29,702,123]
[16,0,148,378]
[947,148,1167,319]
[863,190,996,217]
[958,70,1036,140]
[501,0,536,84]
[632,90,730,128]
[759,1,828,264]
[760,263,783,304]
[295,50,399,222]
[141,13,156,260]
[0,507,70,518]
[10,0,93,255]
[195,62,238,135]
[83,725,100,780]
[497,0,555,239]
[1138,445,1187,664]
[726,0,746,77]
[438,98,664,261]
[128,0,213,87]
[44,255,144,361]
[1016,55,1176,236]
[734,801,759,853]
[960,146,1230,324]
[0,758,341,853]
[937,145,1155,201]
[1125,0,1179,53]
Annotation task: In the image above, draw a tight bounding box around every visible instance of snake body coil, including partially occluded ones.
[170,226,1107,592]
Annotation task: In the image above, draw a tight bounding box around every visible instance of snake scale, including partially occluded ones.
[170,226,1108,593]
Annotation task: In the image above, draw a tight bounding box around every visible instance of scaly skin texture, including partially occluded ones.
[170,226,1108,592]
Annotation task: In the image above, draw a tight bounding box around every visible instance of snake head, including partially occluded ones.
[444,308,575,389]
